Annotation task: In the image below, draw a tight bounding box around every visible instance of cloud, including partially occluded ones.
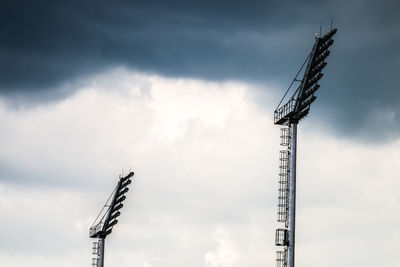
[205,226,241,267]
[0,70,277,266]
[0,69,399,267]
[0,0,307,95]
[2,0,400,140]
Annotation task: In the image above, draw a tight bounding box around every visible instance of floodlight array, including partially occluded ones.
[274,28,337,125]
[89,172,134,239]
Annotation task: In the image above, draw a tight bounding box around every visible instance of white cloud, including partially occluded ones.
[0,68,398,267]
[205,226,241,267]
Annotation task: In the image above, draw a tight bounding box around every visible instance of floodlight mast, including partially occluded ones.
[274,28,337,267]
[89,171,134,267]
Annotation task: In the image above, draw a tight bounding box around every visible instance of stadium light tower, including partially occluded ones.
[89,171,134,267]
[273,27,337,267]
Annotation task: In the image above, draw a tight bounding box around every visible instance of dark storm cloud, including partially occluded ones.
[308,0,400,140]
[0,0,320,93]
[0,0,399,140]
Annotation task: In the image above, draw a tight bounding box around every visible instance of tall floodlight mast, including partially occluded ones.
[89,172,134,267]
[274,27,337,267]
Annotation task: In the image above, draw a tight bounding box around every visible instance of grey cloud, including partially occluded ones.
[0,72,399,267]
[0,0,319,93]
[1,0,399,140]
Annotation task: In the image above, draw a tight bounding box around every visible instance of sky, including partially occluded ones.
[0,1,399,267]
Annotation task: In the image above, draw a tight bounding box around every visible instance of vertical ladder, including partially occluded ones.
[92,241,100,267]
[278,149,290,225]
[276,127,291,267]
[276,249,288,267]
[278,127,290,226]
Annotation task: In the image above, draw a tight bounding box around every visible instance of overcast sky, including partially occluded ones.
[0,1,399,267]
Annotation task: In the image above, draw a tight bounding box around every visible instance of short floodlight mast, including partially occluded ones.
[274,27,337,267]
[89,171,134,267]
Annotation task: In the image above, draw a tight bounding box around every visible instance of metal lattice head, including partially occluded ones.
[89,172,134,239]
[274,28,337,125]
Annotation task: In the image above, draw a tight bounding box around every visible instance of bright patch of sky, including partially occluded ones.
[0,68,399,267]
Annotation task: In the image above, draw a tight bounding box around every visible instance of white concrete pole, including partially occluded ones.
[98,238,105,267]
[288,122,297,267]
